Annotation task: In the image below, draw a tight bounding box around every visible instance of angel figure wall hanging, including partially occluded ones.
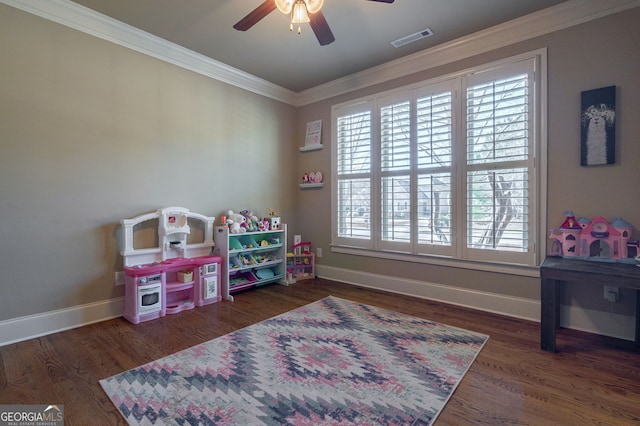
[581,86,616,166]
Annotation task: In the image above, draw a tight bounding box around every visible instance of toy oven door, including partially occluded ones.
[138,283,162,314]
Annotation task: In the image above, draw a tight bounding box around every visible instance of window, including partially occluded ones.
[332,53,544,268]
[335,103,373,245]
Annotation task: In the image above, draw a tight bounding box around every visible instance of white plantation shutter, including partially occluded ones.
[417,92,452,168]
[334,103,373,247]
[416,90,453,253]
[467,168,528,250]
[380,99,411,248]
[377,86,455,253]
[381,175,411,243]
[417,173,452,246]
[337,110,371,176]
[337,178,371,239]
[381,101,411,172]
[466,74,529,165]
[332,54,541,267]
[463,60,535,264]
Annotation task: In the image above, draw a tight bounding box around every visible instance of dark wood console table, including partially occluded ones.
[540,257,640,352]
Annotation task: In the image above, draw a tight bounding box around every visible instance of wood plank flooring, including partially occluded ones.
[1,278,639,425]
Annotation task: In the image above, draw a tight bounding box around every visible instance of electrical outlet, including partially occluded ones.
[604,285,618,302]
[115,271,125,286]
[317,247,323,258]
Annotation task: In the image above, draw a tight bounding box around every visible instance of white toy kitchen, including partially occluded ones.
[120,207,222,324]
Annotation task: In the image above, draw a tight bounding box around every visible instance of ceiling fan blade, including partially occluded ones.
[309,10,335,46]
[233,0,277,31]
[367,0,395,3]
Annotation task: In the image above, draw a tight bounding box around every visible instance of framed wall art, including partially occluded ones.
[304,119,322,147]
[580,85,616,166]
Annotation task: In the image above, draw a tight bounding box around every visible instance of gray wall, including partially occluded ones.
[0,5,297,321]
[1,4,639,325]
[296,8,640,314]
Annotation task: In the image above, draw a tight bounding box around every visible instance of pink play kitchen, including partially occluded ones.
[120,207,222,324]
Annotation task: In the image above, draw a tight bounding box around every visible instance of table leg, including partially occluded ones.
[635,290,640,346]
[541,278,560,352]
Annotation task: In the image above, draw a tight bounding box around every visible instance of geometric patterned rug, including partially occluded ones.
[100,296,488,425]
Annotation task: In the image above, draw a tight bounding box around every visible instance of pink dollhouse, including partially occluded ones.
[286,241,315,282]
[549,211,635,262]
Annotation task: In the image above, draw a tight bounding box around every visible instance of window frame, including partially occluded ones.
[332,100,375,250]
[331,50,547,272]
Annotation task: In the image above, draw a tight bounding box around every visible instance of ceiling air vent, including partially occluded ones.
[391,27,434,48]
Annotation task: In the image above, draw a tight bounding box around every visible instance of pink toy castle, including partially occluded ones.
[549,211,636,262]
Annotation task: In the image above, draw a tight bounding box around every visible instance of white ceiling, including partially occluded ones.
[68,0,568,92]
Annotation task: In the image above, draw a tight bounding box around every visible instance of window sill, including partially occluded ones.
[330,245,540,277]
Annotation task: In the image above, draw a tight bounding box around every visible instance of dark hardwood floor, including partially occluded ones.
[1,278,639,425]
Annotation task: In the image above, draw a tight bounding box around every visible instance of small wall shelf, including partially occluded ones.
[299,144,323,152]
[299,183,324,189]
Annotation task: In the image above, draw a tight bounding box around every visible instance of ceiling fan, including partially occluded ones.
[233,0,395,46]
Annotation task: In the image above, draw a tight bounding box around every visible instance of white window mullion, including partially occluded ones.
[452,84,466,260]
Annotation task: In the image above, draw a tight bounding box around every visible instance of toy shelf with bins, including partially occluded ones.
[214,224,288,300]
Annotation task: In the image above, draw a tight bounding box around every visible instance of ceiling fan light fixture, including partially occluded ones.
[275,0,293,14]
[305,0,324,14]
[235,0,394,46]
[291,0,310,24]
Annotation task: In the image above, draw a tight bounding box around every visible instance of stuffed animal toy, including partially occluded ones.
[227,210,246,234]
[241,210,260,232]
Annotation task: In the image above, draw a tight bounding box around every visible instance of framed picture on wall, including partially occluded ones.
[305,120,322,147]
[580,85,616,166]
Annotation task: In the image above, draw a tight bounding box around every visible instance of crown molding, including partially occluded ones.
[294,0,640,106]
[0,0,297,105]
[2,0,639,107]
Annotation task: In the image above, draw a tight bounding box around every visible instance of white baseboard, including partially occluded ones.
[560,305,635,341]
[1,268,635,346]
[0,297,124,347]
[316,265,636,342]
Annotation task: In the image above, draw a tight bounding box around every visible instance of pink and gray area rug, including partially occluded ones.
[100,296,488,425]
